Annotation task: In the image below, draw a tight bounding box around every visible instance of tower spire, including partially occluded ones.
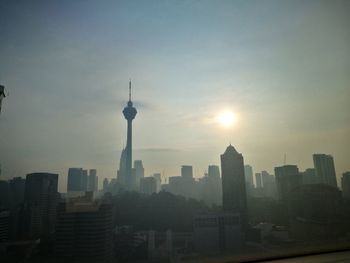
[129,79,131,101]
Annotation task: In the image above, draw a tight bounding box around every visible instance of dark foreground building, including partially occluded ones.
[220,145,247,227]
[55,195,113,263]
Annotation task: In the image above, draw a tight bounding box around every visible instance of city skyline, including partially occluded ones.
[0,1,349,192]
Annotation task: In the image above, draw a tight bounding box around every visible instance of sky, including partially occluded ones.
[0,0,349,192]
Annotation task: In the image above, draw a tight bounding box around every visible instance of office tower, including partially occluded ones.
[313,154,337,188]
[220,145,247,225]
[140,177,157,195]
[193,212,242,255]
[82,169,88,191]
[24,173,58,239]
[301,168,318,185]
[244,165,254,187]
[0,180,10,209]
[255,173,262,188]
[88,169,97,192]
[208,165,220,179]
[153,173,161,192]
[103,178,109,193]
[274,165,302,203]
[261,171,277,199]
[0,210,10,242]
[134,160,144,190]
[341,172,350,200]
[67,168,83,192]
[9,177,25,207]
[181,165,193,179]
[55,197,113,263]
[122,80,137,190]
[206,165,222,205]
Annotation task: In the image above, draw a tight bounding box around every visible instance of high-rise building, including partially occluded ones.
[134,160,144,190]
[9,177,25,207]
[82,169,88,191]
[122,81,137,190]
[67,168,83,192]
[153,173,161,192]
[55,196,113,263]
[220,145,247,226]
[261,171,277,199]
[0,210,10,242]
[274,165,302,203]
[244,165,254,187]
[181,165,193,180]
[255,173,262,188]
[103,178,109,193]
[301,168,318,185]
[24,173,58,239]
[208,165,220,179]
[341,172,350,200]
[140,177,157,195]
[88,169,98,192]
[313,154,337,188]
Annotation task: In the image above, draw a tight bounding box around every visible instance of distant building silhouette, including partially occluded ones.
[275,165,302,203]
[244,165,254,193]
[103,178,109,193]
[82,169,88,191]
[153,173,161,192]
[140,177,157,195]
[67,168,84,192]
[301,168,318,185]
[24,173,58,239]
[181,165,193,180]
[255,173,262,188]
[55,194,113,263]
[313,154,337,188]
[193,212,242,255]
[0,210,10,242]
[134,160,144,190]
[220,145,247,226]
[88,169,98,192]
[341,171,350,200]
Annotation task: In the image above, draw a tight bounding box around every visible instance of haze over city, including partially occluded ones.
[1,0,350,192]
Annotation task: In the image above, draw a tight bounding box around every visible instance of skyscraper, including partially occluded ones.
[88,169,98,192]
[341,172,350,200]
[255,173,262,188]
[181,165,193,179]
[134,160,144,190]
[67,168,83,192]
[24,173,58,239]
[55,196,113,263]
[274,165,302,203]
[313,154,337,188]
[122,81,137,190]
[220,145,247,225]
[244,165,254,187]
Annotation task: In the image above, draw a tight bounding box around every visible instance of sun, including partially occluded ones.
[217,110,237,128]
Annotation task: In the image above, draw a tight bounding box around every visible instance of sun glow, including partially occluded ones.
[217,110,237,128]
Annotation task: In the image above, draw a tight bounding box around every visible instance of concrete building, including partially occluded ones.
[55,195,113,263]
[181,165,193,180]
[153,173,161,193]
[67,168,83,192]
[193,212,242,255]
[134,160,144,190]
[24,173,58,239]
[0,210,10,242]
[220,145,247,226]
[274,165,302,204]
[301,168,318,185]
[313,154,337,188]
[255,173,262,188]
[88,169,98,192]
[140,177,157,195]
[341,172,350,200]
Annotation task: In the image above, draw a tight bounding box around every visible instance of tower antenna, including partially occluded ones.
[129,79,131,101]
[284,153,286,165]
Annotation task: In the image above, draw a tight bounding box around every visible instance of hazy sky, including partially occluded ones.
[0,0,349,192]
